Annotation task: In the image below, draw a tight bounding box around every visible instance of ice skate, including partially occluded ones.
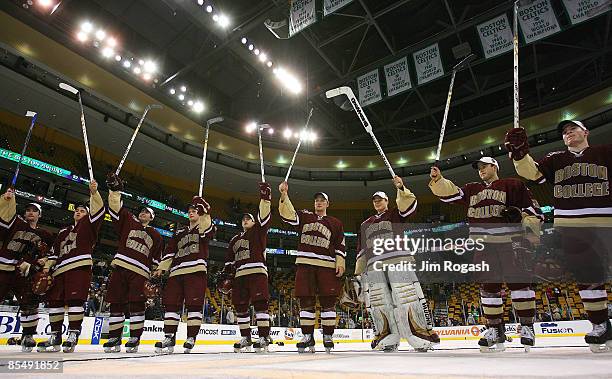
[154,334,175,354]
[478,324,506,353]
[21,335,36,353]
[125,337,140,353]
[585,320,612,353]
[233,336,252,353]
[253,336,270,353]
[296,334,315,353]
[183,337,195,353]
[519,324,535,352]
[323,334,335,354]
[62,330,79,353]
[103,337,122,353]
[37,332,61,353]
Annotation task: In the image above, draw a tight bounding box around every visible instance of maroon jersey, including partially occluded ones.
[225,211,271,278]
[0,216,54,272]
[160,220,215,278]
[531,145,612,226]
[109,207,163,278]
[48,198,105,277]
[356,204,416,273]
[281,210,345,269]
[435,178,542,243]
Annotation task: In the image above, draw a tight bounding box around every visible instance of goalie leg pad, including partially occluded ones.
[387,270,439,350]
[363,271,400,350]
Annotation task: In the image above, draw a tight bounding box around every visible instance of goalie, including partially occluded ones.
[350,176,439,352]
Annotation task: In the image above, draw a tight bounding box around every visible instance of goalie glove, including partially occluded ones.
[504,127,530,161]
[106,172,124,191]
[339,276,364,309]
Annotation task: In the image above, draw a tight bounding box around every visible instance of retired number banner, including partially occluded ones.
[561,0,610,25]
[477,14,514,59]
[518,0,561,44]
[357,69,383,106]
[384,57,412,97]
[413,43,444,85]
[289,0,317,37]
[324,0,354,16]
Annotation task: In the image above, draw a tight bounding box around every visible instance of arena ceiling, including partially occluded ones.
[1,0,611,158]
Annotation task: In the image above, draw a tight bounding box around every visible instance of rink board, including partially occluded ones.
[0,312,605,348]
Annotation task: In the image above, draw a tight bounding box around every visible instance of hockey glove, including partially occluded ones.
[106,172,125,191]
[504,127,529,161]
[191,196,211,215]
[259,182,271,201]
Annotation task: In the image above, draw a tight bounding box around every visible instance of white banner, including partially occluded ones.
[289,0,317,37]
[413,43,444,85]
[518,0,561,43]
[324,0,354,16]
[384,56,412,97]
[357,69,383,106]
[477,14,514,59]
[562,0,610,25]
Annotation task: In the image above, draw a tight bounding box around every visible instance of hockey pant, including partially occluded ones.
[363,269,437,350]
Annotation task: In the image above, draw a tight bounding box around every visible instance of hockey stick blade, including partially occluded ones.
[326,86,373,134]
[206,116,224,127]
[325,86,351,99]
[453,53,476,71]
[25,111,37,117]
[59,82,79,94]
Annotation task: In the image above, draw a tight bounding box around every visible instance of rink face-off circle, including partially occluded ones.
[1,343,611,378]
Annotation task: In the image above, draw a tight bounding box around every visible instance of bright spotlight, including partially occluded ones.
[187,100,194,106]
[106,37,117,48]
[143,60,157,73]
[259,53,267,62]
[267,128,274,135]
[95,29,106,41]
[254,49,260,55]
[205,5,213,13]
[212,14,219,22]
[142,73,152,81]
[133,66,142,74]
[76,31,88,42]
[180,86,187,92]
[80,21,93,33]
[241,37,247,44]
[248,44,254,51]
[123,60,131,68]
[274,67,303,94]
[283,128,292,139]
[37,0,53,8]
[169,88,176,95]
[101,47,114,58]
[245,122,257,133]
[138,59,144,66]
[266,61,273,68]
[197,0,204,5]
[308,131,317,142]
[178,94,185,101]
[217,14,230,28]
[114,55,122,62]
[192,101,204,113]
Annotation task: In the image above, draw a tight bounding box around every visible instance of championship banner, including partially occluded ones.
[289,0,317,37]
[518,0,561,44]
[413,43,444,85]
[357,69,383,106]
[561,0,610,25]
[477,14,514,59]
[384,56,412,97]
[324,0,354,16]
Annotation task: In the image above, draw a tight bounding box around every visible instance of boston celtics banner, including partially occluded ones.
[518,0,561,44]
[413,43,444,85]
[561,0,610,25]
[324,0,354,16]
[289,0,317,37]
[477,14,514,59]
[357,69,383,106]
[384,56,412,97]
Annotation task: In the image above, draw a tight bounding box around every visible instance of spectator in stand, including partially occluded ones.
[467,313,475,325]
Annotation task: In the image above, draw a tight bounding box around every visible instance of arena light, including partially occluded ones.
[80,21,93,33]
[187,100,194,106]
[178,94,185,101]
[76,31,88,42]
[37,0,53,8]
[274,67,302,94]
[180,86,187,92]
[169,88,176,95]
[122,60,131,68]
[267,61,273,68]
[241,37,247,44]
[245,122,257,133]
[217,14,230,28]
[143,73,152,81]
[101,47,114,58]
[143,60,158,73]
[206,5,213,13]
[95,29,106,41]
[106,37,117,48]
[192,101,204,113]
[197,0,204,5]
[259,53,267,62]
[133,66,142,74]
[248,44,254,51]
[283,128,292,139]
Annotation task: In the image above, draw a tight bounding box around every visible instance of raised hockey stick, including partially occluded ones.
[115,104,163,175]
[257,124,272,183]
[284,107,314,182]
[59,83,94,182]
[434,53,476,164]
[10,111,38,187]
[513,0,520,129]
[199,116,224,197]
[325,86,396,178]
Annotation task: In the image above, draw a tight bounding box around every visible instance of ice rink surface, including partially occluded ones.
[1,342,611,378]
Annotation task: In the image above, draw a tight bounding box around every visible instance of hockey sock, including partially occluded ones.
[299,297,315,335]
[20,310,39,336]
[108,303,126,339]
[163,304,180,335]
[480,284,503,326]
[47,302,64,333]
[129,302,146,338]
[186,306,203,339]
[319,296,337,336]
[509,284,535,325]
[235,304,251,337]
[254,300,270,338]
[578,284,609,324]
[67,300,85,333]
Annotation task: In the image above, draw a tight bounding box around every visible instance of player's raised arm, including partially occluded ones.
[393,176,417,218]
[278,181,298,225]
[428,167,465,204]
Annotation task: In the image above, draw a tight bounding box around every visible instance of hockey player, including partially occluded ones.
[505,120,612,353]
[103,173,163,353]
[38,180,105,353]
[0,189,54,352]
[355,176,439,352]
[429,157,543,352]
[152,196,215,354]
[278,182,345,353]
[222,182,272,353]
